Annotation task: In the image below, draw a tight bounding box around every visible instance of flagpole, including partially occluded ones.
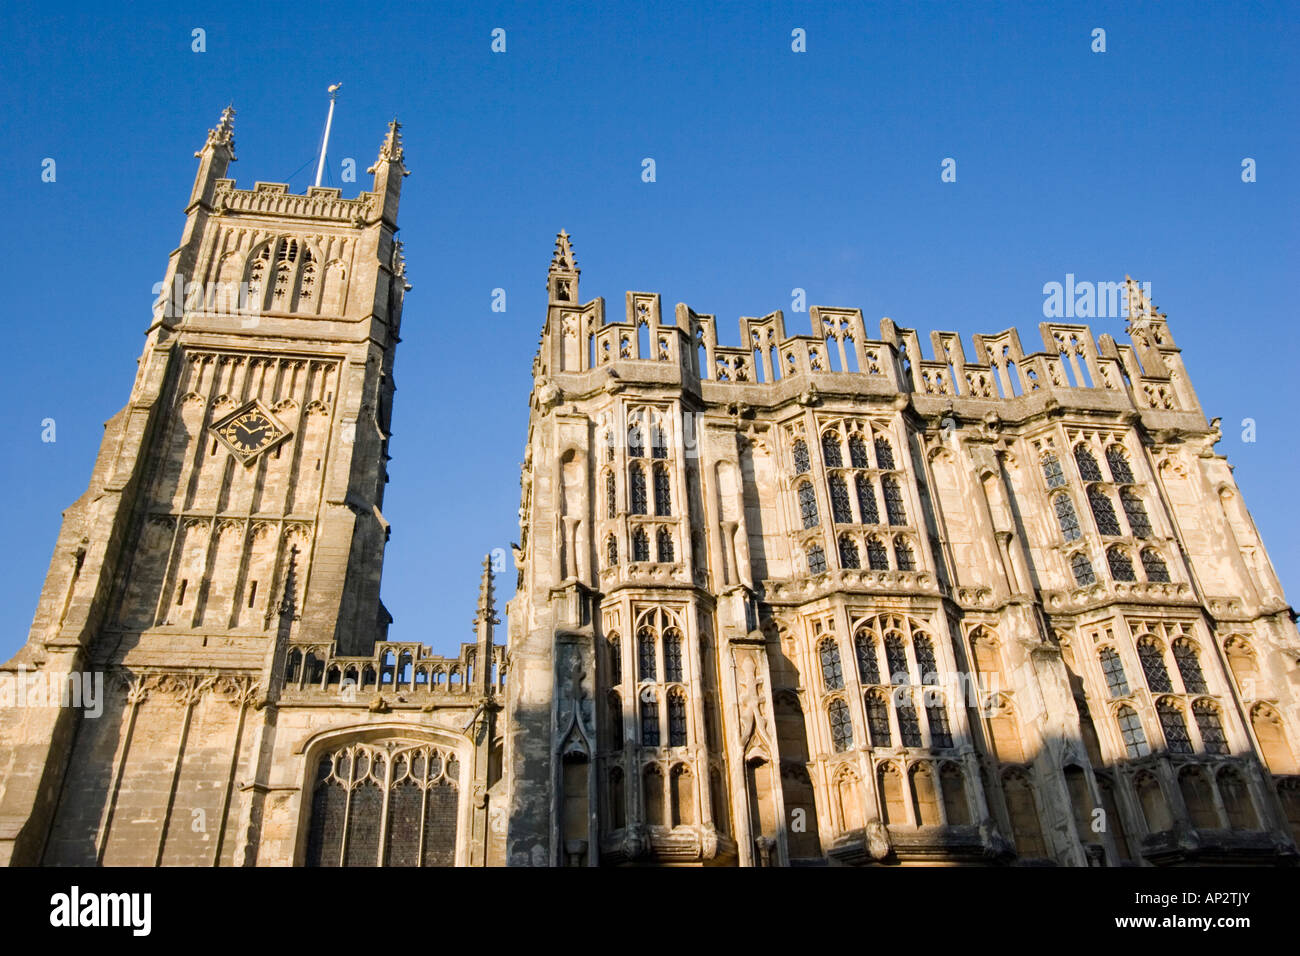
[314,83,341,188]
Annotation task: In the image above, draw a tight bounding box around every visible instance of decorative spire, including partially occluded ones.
[368,118,409,175]
[549,229,579,276]
[197,104,236,158]
[278,544,299,617]
[1124,274,1164,326]
[473,555,499,628]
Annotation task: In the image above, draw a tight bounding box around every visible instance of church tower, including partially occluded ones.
[0,108,413,864]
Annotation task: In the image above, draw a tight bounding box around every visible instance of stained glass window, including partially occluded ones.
[913,635,938,682]
[656,526,674,562]
[1142,549,1170,582]
[1075,444,1102,481]
[1193,700,1228,755]
[822,431,843,468]
[1099,647,1130,697]
[1138,637,1173,692]
[885,634,910,685]
[1054,494,1081,542]
[829,475,852,523]
[606,534,618,568]
[897,694,923,747]
[839,535,860,569]
[1071,552,1096,586]
[926,699,953,749]
[640,694,660,746]
[867,538,889,570]
[849,434,869,468]
[663,628,683,682]
[1120,488,1151,538]
[798,481,819,528]
[856,475,879,523]
[807,544,827,574]
[1041,453,1066,488]
[819,637,844,690]
[792,438,810,474]
[1117,705,1148,757]
[895,538,916,572]
[855,630,880,684]
[1173,639,1208,694]
[866,693,891,746]
[882,475,907,525]
[632,527,649,562]
[1108,548,1136,582]
[637,627,657,681]
[1106,445,1135,483]
[828,698,853,752]
[606,471,617,518]
[1158,700,1193,754]
[1089,486,1121,536]
[653,465,672,516]
[668,691,688,746]
[629,463,647,515]
[874,436,895,469]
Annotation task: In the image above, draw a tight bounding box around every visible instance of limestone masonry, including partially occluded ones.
[1,110,1297,866]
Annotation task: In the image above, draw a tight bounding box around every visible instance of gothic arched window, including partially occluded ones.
[867,537,889,570]
[605,534,618,568]
[828,698,853,752]
[1141,548,1170,582]
[650,422,668,459]
[848,434,869,468]
[640,693,660,746]
[1137,637,1173,692]
[819,637,844,691]
[798,481,819,528]
[1070,551,1096,587]
[1116,704,1149,757]
[1172,639,1208,694]
[656,526,674,563]
[882,476,907,525]
[855,475,879,523]
[1106,445,1135,483]
[894,537,916,572]
[896,693,923,747]
[885,634,910,684]
[1088,486,1121,536]
[607,691,624,747]
[829,475,852,523]
[1099,647,1130,697]
[627,421,645,458]
[1074,444,1103,481]
[822,431,843,468]
[874,436,895,469]
[1157,699,1193,754]
[667,690,688,747]
[1120,488,1152,538]
[913,634,938,682]
[629,463,647,515]
[865,692,891,746]
[855,629,880,684]
[839,535,860,569]
[631,527,650,562]
[927,698,953,749]
[807,544,827,575]
[1054,493,1082,542]
[1107,547,1136,582]
[1218,768,1257,830]
[606,471,617,519]
[1041,453,1066,488]
[1193,699,1228,755]
[653,464,672,516]
[663,628,683,683]
[637,627,657,682]
[607,634,622,685]
[792,438,810,474]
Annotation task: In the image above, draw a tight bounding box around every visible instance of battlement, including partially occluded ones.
[281,639,506,701]
[210,179,378,224]
[538,232,1200,422]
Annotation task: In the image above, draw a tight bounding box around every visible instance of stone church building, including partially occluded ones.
[1,110,1298,867]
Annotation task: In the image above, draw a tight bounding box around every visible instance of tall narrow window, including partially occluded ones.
[1172,639,1208,694]
[628,422,644,458]
[867,538,889,570]
[1137,637,1173,692]
[1054,494,1082,542]
[855,475,879,523]
[913,635,938,682]
[838,535,860,569]
[1117,704,1149,757]
[656,526,674,562]
[607,635,622,685]
[926,698,953,749]
[631,527,649,562]
[1088,486,1121,536]
[848,434,869,468]
[640,694,660,746]
[798,481,819,529]
[865,692,891,746]
[1141,548,1170,582]
[855,630,880,683]
[792,438,810,474]
[807,544,827,575]
[885,635,910,684]
[1218,769,1257,830]
[667,690,688,746]
[1070,552,1096,586]
[608,691,624,746]
[828,698,853,752]
[1074,444,1103,481]
[629,463,647,515]
[822,431,843,468]
[819,637,844,691]
[896,693,923,747]
[882,476,907,525]
[663,629,683,682]
[637,628,657,682]
[1041,453,1066,488]
[606,472,617,519]
[605,534,618,568]
[1107,547,1136,581]
[1106,445,1135,483]
[874,436,895,469]
[650,422,668,459]
[1099,647,1130,697]
[829,475,852,523]
[1157,699,1193,754]
[894,538,916,572]
[653,465,672,516]
[1120,488,1152,538]
[1192,700,1228,755]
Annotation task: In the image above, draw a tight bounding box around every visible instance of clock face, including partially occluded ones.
[210,402,290,464]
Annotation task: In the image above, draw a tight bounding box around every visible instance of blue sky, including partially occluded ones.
[1,1,1296,662]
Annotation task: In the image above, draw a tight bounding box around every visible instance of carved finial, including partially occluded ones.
[197,103,236,158]
[368,118,409,175]
[1124,275,1165,328]
[278,544,300,616]
[549,229,579,276]
[474,554,499,627]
